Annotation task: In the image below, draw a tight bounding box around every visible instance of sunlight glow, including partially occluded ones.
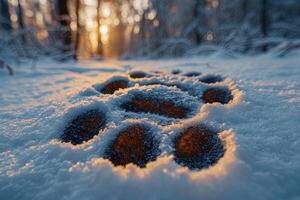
[100,24,109,45]
[100,25,109,35]
[206,31,214,41]
[133,25,140,34]
[207,0,219,9]
[102,3,111,17]
[73,0,151,57]
[153,20,159,27]
[147,10,156,20]
[84,0,97,6]
[86,20,96,31]
[66,129,237,181]
[90,32,98,50]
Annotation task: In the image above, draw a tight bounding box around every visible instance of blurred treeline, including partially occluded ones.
[0,0,299,61]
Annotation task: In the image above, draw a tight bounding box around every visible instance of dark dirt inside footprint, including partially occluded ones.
[199,75,224,84]
[61,109,106,145]
[202,88,233,104]
[99,80,129,94]
[121,96,190,119]
[174,125,224,170]
[183,71,201,77]
[129,71,150,79]
[172,69,181,75]
[104,124,159,168]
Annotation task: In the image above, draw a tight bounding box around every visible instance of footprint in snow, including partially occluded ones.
[104,123,160,168]
[60,70,237,170]
[173,124,224,170]
[62,109,106,145]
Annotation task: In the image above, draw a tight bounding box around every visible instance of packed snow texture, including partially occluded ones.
[0,52,300,200]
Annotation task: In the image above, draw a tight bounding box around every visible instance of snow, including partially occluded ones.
[0,52,300,200]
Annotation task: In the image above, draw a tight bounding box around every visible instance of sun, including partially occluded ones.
[100,25,109,35]
[99,25,109,45]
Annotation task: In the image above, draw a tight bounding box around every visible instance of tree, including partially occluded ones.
[261,0,268,51]
[57,0,72,53]
[74,0,80,60]
[0,0,12,31]
[193,0,206,45]
[242,0,248,20]
[17,0,26,43]
[96,0,103,55]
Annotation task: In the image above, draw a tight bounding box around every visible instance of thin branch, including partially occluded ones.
[0,60,14,76]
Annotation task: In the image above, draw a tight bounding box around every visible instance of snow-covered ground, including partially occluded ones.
[0,52,300,200]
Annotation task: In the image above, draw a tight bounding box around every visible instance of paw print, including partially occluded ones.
[60,69,239,171]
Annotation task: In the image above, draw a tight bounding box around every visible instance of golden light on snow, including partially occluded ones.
[67,129,237,181]
[175,130,237,181]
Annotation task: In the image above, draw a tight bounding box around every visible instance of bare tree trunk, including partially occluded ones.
[49,1,56,24]
[74,0,80,60]
[17,0,25,30]
[57,0,72,53]
[0,0,12,31]
[193,0,205,45]
[17,0,26,42]
[0,59,14,75]
[242,0,248,20]
[16,0,33,58]
[261,0,268,52]
[242,0,251,52]
[140,12,147,42]
[96,0,103,55]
